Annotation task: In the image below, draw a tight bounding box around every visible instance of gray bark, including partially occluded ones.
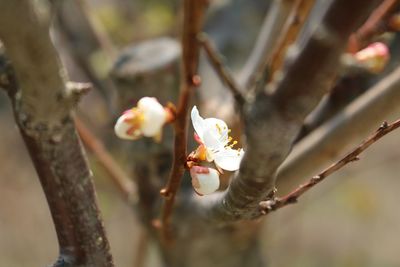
[0,1,113,266]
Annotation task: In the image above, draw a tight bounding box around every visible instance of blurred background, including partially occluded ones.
[1,0,400,266]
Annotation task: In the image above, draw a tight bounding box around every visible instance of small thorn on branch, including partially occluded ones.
[379,121,389,130]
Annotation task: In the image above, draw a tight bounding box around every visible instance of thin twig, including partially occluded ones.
[133,230,149,267]
[198,34,245,106]
[75,0,117,59]
[239,0,294,88]
[261,118,400,213]
[74,117,137,204]
[159,0,207,240]
[277,65,400,192]
[348,0,399,53]
[266,0,316,83]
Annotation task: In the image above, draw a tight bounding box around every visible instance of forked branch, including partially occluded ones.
[203,0,381,222]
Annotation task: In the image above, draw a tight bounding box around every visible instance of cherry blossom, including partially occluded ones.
[190,106,244,171]
[114,97,167,141]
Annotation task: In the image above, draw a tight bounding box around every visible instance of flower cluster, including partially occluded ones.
[188,106,244,195]
[114,98,244,196]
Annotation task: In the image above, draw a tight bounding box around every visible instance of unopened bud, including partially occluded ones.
[354,42,390,73]
[190,166,220,196]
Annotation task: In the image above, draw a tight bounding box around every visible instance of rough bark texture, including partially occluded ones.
[0,1,113,266]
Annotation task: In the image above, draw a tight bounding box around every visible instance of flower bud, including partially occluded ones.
[190,166,220,196]
[114,97,167,140]
[354,42,389,73]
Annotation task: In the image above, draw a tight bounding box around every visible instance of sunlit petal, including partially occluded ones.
[139,97,167,137]
[114,113,141,140]
[203,118,229,143]
[214,148,244,171]
[191,106,207,140]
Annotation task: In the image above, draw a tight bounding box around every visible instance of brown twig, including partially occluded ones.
[348,0,399,53]
[277,65,400,193]
[133,230,149,267]
[198,34,245,106]
[159,0,207,240]
[261,119,400,213]
[75,0,117,59]
[239,0,294,88]
[266,0,316,84]
[74,117,137,204]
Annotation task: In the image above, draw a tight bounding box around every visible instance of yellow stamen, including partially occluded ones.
[216,123,222,135]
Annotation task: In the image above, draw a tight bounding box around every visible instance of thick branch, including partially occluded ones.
[277,65,400,193]
[261,118,400,213]
[203,0,380,222]
[160,0,207,239]
[0,1,113,266]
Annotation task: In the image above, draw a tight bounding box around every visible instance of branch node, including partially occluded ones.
[259,199,276,211]
[64,81,92,107]
[160,188,172,199]
[379,121,389,130]
[311,175,322,181]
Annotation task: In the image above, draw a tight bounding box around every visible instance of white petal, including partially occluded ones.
[138,97,167,137]
[203,118,229,143]
[114,113,141,140]
[191,106,206,140]
[202,129,223,151]
[214,148,244,171]
[190,166,220,195]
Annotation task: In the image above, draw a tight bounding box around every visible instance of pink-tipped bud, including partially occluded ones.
[354,42,390,73]
[190,166,220,196]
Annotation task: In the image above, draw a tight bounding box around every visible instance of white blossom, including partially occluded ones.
[114,97,167,140]
[191,106,244,171]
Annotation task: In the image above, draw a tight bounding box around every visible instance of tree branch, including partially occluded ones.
[198,34,245,106]
[0,1,113,266]
[159,0,207,239]
[239,0,294,88]
[260,118,400,213]
[264,0,316,86]
[276,64,400,193]
[74,117,137,204]
[202,0,380,222]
